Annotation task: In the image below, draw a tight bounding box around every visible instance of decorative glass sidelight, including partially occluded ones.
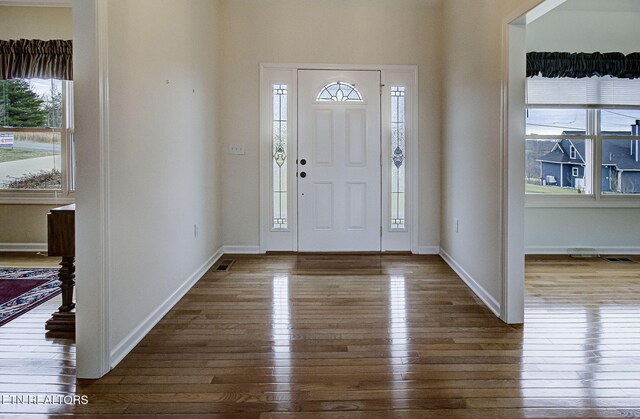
[272,84,288,230]
[390,86,406,230]
[316,81,363,102]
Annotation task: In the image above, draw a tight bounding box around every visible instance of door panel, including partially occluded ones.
[346,182,367,230]
[314,110,334,166]
[313,182,334,230]
[298,70,381,252]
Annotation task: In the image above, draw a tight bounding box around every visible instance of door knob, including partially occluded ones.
[300,172,307,178]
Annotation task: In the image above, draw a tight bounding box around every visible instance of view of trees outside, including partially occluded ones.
[0,79,63,190]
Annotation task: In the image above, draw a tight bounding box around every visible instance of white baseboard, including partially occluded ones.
[526,246,640,255]
[439,249,501,318]
[0,243,47,252]
[109,246,224,368]
[223,245,262,254]
[416,246,440,255]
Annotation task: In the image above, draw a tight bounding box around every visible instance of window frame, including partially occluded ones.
[271,83,289,231]
[0,80,74,205]
[526,104,640,208]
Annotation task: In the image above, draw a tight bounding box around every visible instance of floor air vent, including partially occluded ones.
[601,256,635,263]
[215,259,235,271]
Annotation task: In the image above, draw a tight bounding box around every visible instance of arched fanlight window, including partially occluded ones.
[316,81,363,102]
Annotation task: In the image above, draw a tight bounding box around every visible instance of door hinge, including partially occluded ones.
[380,84,384,95]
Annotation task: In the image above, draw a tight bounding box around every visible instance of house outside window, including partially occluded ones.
[0,78,74,202]
[525,76,640,197]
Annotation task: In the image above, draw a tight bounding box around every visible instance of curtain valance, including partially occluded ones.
[0,39,72,81]
[527,52,640,79]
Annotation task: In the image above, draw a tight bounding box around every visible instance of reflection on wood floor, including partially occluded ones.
[1,253,639,417]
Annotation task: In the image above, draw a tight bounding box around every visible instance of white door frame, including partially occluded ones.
[73,0,112,378]
[500,0,553,323]
[259,63,419,254]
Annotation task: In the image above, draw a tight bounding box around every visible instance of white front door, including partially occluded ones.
[297,70,381,252]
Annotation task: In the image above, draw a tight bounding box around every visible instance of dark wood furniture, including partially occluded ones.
[45,203,76,334]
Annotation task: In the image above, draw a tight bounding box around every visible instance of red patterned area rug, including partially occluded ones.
[0,268,60,326]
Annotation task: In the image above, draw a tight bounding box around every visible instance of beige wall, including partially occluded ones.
[441,0,533,308]
[101,0,223,349]
[0,6,71,40]
[0,204,57,246]
[527,9,640,54]
[218,0,443,250]
[0,6,72,249]
[72,0,223,376]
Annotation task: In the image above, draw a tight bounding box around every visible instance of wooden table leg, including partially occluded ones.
[45,256,76,334]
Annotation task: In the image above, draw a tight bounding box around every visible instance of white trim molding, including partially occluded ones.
[0,243,47,252]
[0,0,71,6]
[417,246,440,255]
[73,0,111,379]
[259,63,419,254]
[110,247,224,368]
[498,0,548,325]
[439,249,501,318]
[526,246,640,255]
[223,245,262,254]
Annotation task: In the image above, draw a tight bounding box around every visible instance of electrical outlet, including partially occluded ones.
[194,224,199,238]
[455,218,459,233]
[229,144,245,155]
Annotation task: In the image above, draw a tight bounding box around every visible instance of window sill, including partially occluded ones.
[0,191,75,205]
[525,195,640,208]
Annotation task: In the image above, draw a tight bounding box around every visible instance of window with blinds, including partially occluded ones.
[526,76,640,197]
[527,76,640,107]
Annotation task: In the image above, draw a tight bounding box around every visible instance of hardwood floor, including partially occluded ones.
[1,253,639,417]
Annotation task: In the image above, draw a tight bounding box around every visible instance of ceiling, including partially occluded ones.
[556,0,640,12]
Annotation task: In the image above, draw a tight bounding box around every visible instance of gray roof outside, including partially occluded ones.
[537,132,640,170]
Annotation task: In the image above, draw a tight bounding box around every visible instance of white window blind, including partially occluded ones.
[527,76,640,106]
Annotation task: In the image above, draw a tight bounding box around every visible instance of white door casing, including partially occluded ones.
[259,64,417,254]
[297,70,382,251]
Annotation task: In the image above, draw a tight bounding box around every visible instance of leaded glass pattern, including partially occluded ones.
[391,86,406,230]
[273,84,288,230]
[316,81,363,102]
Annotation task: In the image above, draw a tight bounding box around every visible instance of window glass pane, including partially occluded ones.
[0,79,63,191]
[526,108,587,136]
[1,79,62,128]
[526,138,591,194]
[601,109,640,135]
[391,86,406,229]
[317,81,363,102]
[602,140,640,195]
[0,130,62,190]
[272,84,288,229]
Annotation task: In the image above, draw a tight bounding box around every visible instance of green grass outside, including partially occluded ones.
[0,148,52,163]
[526,183,581,194]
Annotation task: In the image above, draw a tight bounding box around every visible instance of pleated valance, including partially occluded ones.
[0,39,72,81]
[527,52,640,79]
